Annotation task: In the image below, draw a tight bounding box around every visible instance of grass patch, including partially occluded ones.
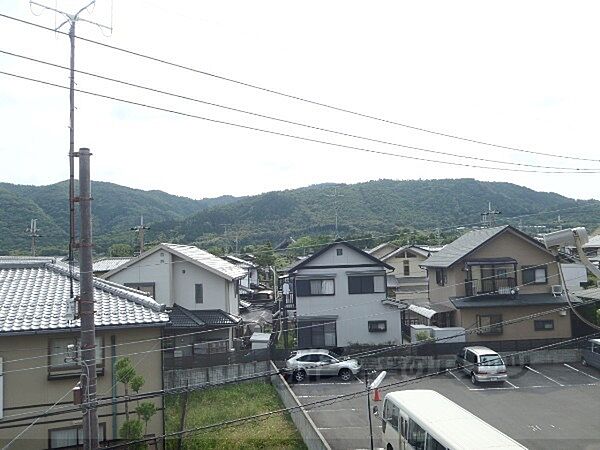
[165,381,306,450]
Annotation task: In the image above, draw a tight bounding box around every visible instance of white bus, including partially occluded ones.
[377,390,527,450]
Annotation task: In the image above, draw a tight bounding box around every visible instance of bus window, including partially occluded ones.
[383,400,393,421]
[400,417,407,438]
[408,419,427,450]
[391,405,399,431]
[426,433,446,450]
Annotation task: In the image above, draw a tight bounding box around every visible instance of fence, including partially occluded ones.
[164,360,271,389]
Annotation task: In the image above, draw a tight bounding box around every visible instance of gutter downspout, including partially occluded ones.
[111,335,117,440]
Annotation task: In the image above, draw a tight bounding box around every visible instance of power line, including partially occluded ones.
[1,70,598,176]
[1,12,599,164]
[1,49,598,173]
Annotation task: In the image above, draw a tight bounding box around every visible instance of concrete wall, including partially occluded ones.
[457,306,572,342]
[0,327,164,450]
[164,360,270,389]
[269,362,331,450]
[296,244,401,346]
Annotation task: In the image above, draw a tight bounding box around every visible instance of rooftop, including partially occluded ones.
[450,292,578,309]
[92,257,132,273]
[167,304,242,328]
[0,260,169,334]
[583,234,600,249]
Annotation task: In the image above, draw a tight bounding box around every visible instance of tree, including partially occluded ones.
[115,358,136,420]
[135,402,157,434]
[119,419,144,449]
[254,242,276,267]
[109,243,133,257]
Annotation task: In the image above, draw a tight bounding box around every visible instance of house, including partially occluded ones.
[92,257,132,277]
[369,244,437,305]
[222,255,259,290]
[285,240,402,348]
[0,258,169,449]
[419,225,576,342]
[103,243,247,351]
[583,234,600,269]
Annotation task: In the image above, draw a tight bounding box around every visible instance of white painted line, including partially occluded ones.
[449,370,470,388]
[318,426,366,430]
[354,375,364,384]
[469,386,516,391]
[525,366,564,386]
[564,363,600,380]
[297,395,340,398]
[505,380,519,389]
[307,408,359,413]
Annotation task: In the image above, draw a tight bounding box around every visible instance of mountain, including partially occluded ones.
[2,178,599,255]
[155,179,600,248]
[0,181,238,254]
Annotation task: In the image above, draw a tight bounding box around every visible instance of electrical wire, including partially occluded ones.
[1,12,599,164]
[1,49,598,173]
[2,70,597,176]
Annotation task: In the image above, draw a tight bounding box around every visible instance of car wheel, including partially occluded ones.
[293,370,307,383]
[471,373,478,385]
[339,368,353,382]
[582,358,588,367]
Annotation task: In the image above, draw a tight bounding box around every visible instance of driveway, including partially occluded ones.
[289,363,600,450]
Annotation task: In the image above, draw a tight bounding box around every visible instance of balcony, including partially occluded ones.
[466,276,517,297]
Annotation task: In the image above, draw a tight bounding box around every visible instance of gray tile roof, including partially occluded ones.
[93,257,132,273]
[422,226,510,268]
[163,244,247,280]
[168,304,242,328]
[450,293,578,309]
[0,261,169,334]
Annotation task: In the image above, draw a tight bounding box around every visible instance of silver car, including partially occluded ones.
[456,346,508,385]
[582,338,600,369]
[286,349,361,382]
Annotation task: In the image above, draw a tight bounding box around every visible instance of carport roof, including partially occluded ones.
[451,293,580,309]
[168,304,242,328]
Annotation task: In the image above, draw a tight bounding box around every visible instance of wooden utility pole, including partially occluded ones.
[131,215,150,255]
[78,148,99,450]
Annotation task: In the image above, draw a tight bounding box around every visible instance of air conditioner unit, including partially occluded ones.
[173,350,183,358]
[559,310,567,317]
[551,285,563,297]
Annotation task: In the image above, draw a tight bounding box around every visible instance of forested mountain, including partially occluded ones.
[0,181,237,254]
[1,178,599,256]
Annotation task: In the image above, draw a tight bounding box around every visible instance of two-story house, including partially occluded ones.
[369,244,435,304]
[286,240,401,348]
[0,258,169,450]
[420,225,576,342]
[103,243,247,355]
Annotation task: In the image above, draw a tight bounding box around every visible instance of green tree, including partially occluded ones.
[109,243,133,257]
[135,401,157,434]
[254,242,276,267]
[119,419,144,449]
[115,358,136,420]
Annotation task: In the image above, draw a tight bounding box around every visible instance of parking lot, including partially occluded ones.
[289,363,600,449]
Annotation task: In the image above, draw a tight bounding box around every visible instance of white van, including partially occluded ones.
[376,390,527,450]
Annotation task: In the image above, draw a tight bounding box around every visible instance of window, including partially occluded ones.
[49,336,103,377]
[435,269,447,286]
[534,319,555,331]
[476,314,503,335]
[296,279,335,296]
[522,265,548,285]
[49,423,106,449]
[195,283,204,304]
[391,404,400,431]
[336,248,343,256]
[368,321,387,332]
[124,282,155,298]
[193,339,228,355]
[426,434,446,450]
[348,275,385,294]
[408,419,427,450]
[298,320,337,348]
[403,260,410,276]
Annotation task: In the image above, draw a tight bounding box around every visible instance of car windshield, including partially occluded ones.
[329,351,342,359]
[480,354,503,366]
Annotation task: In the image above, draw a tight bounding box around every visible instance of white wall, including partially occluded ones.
[295,244,401,346]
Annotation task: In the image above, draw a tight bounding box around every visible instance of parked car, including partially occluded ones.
[582,338,600,369]
[285,349,361,382]
[456,346,508,385]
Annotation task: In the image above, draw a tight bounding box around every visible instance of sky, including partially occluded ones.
[1,0,600,201]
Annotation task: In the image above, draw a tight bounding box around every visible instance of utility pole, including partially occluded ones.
[326,186,344,238]
[480,202,501,228]
[26,219,42,256]
[78,148,98,450]
[130,215,150,255]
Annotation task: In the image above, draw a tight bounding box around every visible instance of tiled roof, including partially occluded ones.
[167,304,242,328]
[223,255,258,269]
[422,226,510,268]
[574,287,600,301]
[0,261,169,334]
[93,257,132,272]
[583,235,600,249]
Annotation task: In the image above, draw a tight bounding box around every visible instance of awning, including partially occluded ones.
[407,303,455,319]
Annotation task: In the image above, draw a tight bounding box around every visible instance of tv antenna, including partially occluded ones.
[481,202,501,228]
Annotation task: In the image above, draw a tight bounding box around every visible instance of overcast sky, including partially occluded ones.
[1,0,599,201]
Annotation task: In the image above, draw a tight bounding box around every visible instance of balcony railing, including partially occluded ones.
[466,277,516,297]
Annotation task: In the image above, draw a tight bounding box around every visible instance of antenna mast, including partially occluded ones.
[481,202,501,228]
[26,219,42,256]
[131,215,150,255]
[326,186,344,238]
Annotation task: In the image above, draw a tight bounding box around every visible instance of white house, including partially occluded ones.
[103,243,247,315]
[286,240,402,348]
[223,254,260,289]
